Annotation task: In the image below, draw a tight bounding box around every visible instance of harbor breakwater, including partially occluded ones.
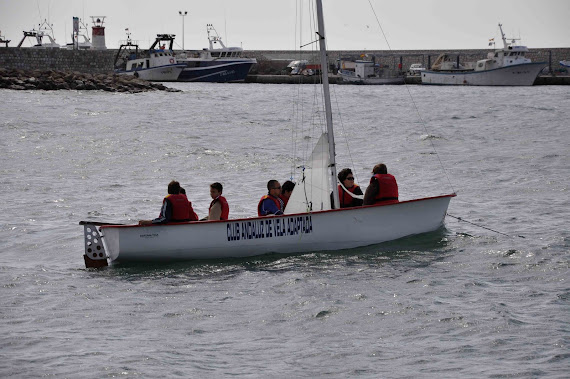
[1,47,568,84]
[0,68,180,92]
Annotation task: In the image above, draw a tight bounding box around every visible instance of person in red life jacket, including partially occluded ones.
[180,187,199,221]
[203,182,229,221]
[336,168,363,208]
[138,180,192,225]
[363,163,399,206]
[258,180,284,216]
[279,180,295,210]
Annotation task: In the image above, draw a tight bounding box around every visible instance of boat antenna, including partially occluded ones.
[366,0,456,195]
[315,0,340,209]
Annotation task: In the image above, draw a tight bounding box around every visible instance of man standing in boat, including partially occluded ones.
[139,180,192,225]
[258,180,284,216]
[363,164,399,205]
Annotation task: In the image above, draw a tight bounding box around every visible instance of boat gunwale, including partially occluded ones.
[96,193,456,230]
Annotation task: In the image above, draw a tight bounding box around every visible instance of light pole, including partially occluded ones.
[178,11,187,51]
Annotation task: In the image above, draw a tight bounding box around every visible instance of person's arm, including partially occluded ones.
[208,201,222,221]
[152,199,172,224]
[363,180,378,206]
[188,202,199,221]
[353,186,364,206]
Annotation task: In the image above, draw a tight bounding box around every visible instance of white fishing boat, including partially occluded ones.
[339,60,404,85]
[16,20,61,48]
[176,24,257,82]
[560,60,570,68]
[65,18,91,50]
[421,24,547,86]
[114,33,186,81]
[81,0,455,268]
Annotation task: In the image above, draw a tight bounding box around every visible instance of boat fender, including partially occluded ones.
[134,71,139,78]
[169,58,174,64]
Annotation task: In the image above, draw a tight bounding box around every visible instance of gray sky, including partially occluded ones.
[1,0,568,50]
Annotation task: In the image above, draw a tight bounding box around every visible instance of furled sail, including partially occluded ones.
[284,133,332,214]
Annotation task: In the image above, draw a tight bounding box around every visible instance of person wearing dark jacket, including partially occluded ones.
[258,180,284,216]
[363,164,399,206]
[139,180,192,225]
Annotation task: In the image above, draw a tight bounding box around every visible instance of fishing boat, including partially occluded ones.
[16,20,61,48]
[338,60,404,85]
[421,24,547,86]
[81,0,455,268]
[114,33,186,81]
[65,18,91,50]
[560,60,570,69]
[176,24,257,82]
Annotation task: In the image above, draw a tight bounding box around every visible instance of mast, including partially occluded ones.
[498,23,507,50]
[315,0,339,209]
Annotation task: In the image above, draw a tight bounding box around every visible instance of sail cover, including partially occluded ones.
[284,133,332,214]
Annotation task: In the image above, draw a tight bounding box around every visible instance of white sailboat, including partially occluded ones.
[80,0,455,268]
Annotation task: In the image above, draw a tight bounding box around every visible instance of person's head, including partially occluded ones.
[281,180,295,199]
[372,163,387,175]
[267,179,281,196]
[338,168,355,188]
[210,182,223,199]
[180,187,186,195]
[168,180,181,194]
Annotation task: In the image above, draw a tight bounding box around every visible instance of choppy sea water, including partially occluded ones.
[0,83,568,378]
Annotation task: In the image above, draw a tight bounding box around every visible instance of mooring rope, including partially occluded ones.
[446,213,526,238]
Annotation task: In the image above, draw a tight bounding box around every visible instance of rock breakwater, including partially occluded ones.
[0,68,180,93]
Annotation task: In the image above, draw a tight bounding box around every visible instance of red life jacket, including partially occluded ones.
[209,196,229,220]
[164,193,191,221]
[257,195,283,216]
[279,194,289,208]
[188,201,198,221]
[371,174,398,203]
[338,184,361,208]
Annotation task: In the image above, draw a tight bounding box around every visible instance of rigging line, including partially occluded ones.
[330,84,360,185]
[367,0,456,195]
[446,213,526,239]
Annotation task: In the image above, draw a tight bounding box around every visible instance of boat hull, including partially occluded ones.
[94,194,454,263]
[421,62,547,86]
[338,71,404,85]
[117,64,186,81]
[177,60,256,82]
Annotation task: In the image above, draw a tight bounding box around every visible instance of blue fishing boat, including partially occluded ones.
[176,24,256,82]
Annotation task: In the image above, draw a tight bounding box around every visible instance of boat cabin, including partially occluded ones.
[125,50,177,71]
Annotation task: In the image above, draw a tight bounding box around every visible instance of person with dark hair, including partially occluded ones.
[258,179,284,216]
[363,163,399,206]
[180,187,199,221]
[139,180,192,225]
[204,182,229,221]
[279,180,296,209]
[336,168,363,208]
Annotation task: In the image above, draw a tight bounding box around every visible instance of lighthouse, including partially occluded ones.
[90,16,107,50]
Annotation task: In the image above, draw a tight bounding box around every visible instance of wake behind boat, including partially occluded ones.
[422,23,546,86]
[81,0,455,268]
